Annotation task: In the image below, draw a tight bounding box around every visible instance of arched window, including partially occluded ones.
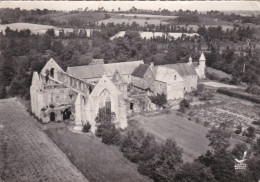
[105,96,111,114]
[174,75,177,80]
[50,68,54,78]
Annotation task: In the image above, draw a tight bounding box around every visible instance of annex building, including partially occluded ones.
[30,53,206,132]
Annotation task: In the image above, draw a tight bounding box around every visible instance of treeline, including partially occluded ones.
[205,50,260,85]
[0,8,58,25]
[198,25,255,42]
[0,27,196,99]
[1,26,259,101]
[207,10,260,25]
[94,107,260,182]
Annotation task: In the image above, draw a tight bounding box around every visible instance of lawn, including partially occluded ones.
[134,112,243,162]
[98,18,168,26]
[45,127,152,182]
[51,12,111,24]
[206,67,232,79]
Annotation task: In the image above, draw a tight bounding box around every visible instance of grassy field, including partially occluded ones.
[98,18,168,26]
[45,126,152,182]
[206,67,232,79]
[51,12,112,24]
[133,111,243,162]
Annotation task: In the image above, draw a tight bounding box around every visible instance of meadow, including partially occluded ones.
[98,18,169,26]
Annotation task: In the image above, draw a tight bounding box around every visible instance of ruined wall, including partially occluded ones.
[40,87,76,123]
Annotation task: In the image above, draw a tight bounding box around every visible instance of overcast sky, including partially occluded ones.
[0,1,260,12]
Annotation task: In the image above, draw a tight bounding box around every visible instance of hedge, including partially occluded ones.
[217,88,260,104]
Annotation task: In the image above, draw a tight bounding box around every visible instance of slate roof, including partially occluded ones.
[161,63,197,77]
[132,64,150,78]
[67,60,144,79]
[153,66,183,83]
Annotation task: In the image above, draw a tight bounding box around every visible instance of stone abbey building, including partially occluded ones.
[30,53,206,132]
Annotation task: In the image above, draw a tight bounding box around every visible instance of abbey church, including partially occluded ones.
[30,52,206,132]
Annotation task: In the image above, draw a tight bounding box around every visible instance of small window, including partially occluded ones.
[130,103,134,110]
[174,75,177,80]
[184,87,186,91]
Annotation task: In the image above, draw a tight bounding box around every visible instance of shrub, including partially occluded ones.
[235,124,242,134]
[243,126,256,139]
[162,109,171,114]
[252,120,260,126]
[179,99,190,113]
[82,122,91,133]
[150,93,167,108]
[204,121,210,127]
[217,88,260,104]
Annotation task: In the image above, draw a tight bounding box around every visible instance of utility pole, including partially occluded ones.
[243,63,246,73]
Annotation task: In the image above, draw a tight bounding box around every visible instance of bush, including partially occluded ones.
[150,93,167,108]
[235,125,242,134]
[82,122,91,133]
[179,99,190,113]
[252,120,260,126]
[243,126,256,139]
[217,88,260,104]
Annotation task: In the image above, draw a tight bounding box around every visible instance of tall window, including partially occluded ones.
[50,68,54,78]
[174,75,177,80]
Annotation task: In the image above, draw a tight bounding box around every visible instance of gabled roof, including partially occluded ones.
[161,63,197,77]
[41,58,64,75]
[132,64,150,78]
[67,60,144,80]
[153,66,183,83]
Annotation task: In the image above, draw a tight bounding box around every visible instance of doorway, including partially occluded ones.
[50,112,55,122]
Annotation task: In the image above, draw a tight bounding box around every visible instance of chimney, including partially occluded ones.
[188,56,192,65]
[150,62,154,71]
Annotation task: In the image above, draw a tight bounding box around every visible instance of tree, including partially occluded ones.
[243,126,256,139]
[95,107,120,145]
[150,93,167,108]
[0,85,6,99]
[206,127,231,152]
[179,99,190,113]
[175,162,216,182]
[231,143,248,160]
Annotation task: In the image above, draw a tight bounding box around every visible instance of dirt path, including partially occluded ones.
[0,98,88,182]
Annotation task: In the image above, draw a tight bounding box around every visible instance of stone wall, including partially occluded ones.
[183,75,198,93]
[167,81,184,100]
